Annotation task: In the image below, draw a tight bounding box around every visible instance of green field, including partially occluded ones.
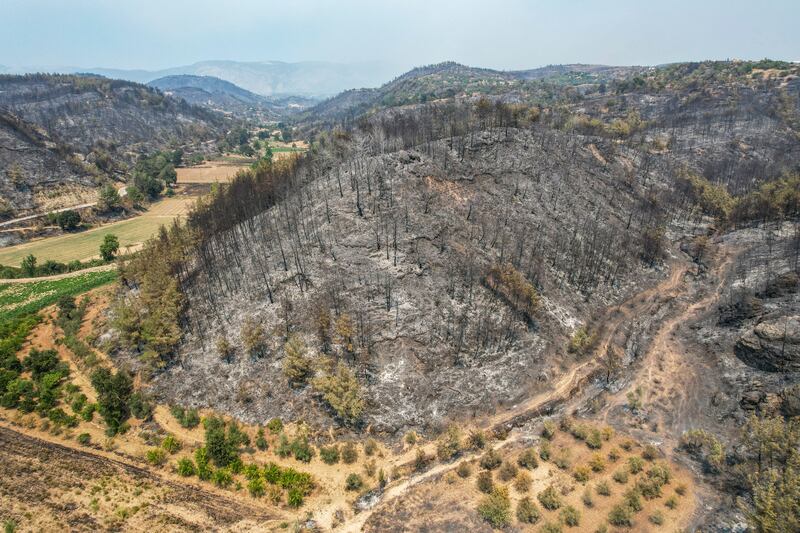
[0,216,169,266]
[0,195,194,267]
[0,269,118,322]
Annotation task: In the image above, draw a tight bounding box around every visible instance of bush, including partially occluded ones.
[267,417,283,434]
[624,488,643,512]
[554,452,571,470]
[586,429,603,450]
[517,448,539,469]
[539,442,551,461]
[608,448,621,462]
[276,434,292,458]
[77,432,91,446]
[665,495,679,509]
[480,449,502,470]
[456,462,472,478]
[204,416,238,467]
[675,483,687,496]
[341,441,358,464]
[146,448,167,466]
[540,522,563,533]
[345,473,363,491]
[538,485,562,510]
[561,505,581,527]
[404,430,418,446]
[177,458,196,477]
[573,465,590,483]
[311,362,364,424]
[282,335,311,384]
[608,504,633,527]
[596,480,611,496]
[637,478,663,499]
[649,510,665,525]
[514,470,532,492]
[498,461,518,482]
[364,437,380,456]
[162,435,181,454]
[476,471,494,493]
[436,425,462,461]
[628,455,644,474]
[516,496,541,524]
[320,445,340,464]
[99,234,119,262]
[414,449,430,471]
[248,477,266,497]
[647,463,672,486]
[542,420,557,440]
[255,428,268,451]
[195,447,212,480]
[290,436,315,463]
[128,392,153,420]
[476,486,511,528]
[582,487,594,507]
[90,368,132,436]
[287,488,304,507]
[212,468,233,488]
[642,444,659,461]
[589,452,606,472]
[468,429,487,449]
[571,423,589,441]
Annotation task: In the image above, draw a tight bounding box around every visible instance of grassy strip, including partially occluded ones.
[0,270,117,322]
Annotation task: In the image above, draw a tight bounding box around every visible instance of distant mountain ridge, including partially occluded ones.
[147,74,318,119]
[83,60,399,97]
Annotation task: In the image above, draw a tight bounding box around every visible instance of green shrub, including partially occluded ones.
[573,466,590,483]
[476,486,511,528]
[611,469,628,485]
[287,488,304,507]
[364,438,378,456]
[586,429,603,450]
[514,470,532,492]
[589,452,606,472]
[608,503,633,526]
[476,471,494,493]
[341,441,358,464]
[212,468,233,488]
[561,505,581,527]
[540,521,563,533]
[80,403,96,421]
[665,495,679,509]
[539,442,551,461]
[248,477,266,497]
[649,510,665,525]
[624,488,643,512]
[177,458,196,477]
[77,432,91,446]
[538,485,562,510]
[637,477,663,500]
[554,452,571,470]
[345,473,363,491]
[276,433,292,458]
[255,427,268,451]
[517,448,539,469]
[608,448,621,462]
[162,435,181,454]
[146,448,167,466]
[596,480,611,496]
[542,420,557,440]
[516,496,541,524]
[456,462,472,478]
[498,461,518,482]
[642,444,659,461]
[468,429,487,449]
[480,448,502,470]
[194,447,212,480]
[267,417,283,434]
[290,436,314,462]
[582,487,594,507]
[436,425,462,461]
[628,455,644,474]
[320,445,340,464]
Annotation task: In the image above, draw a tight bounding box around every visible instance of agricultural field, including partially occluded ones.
[176,159,251,184]
[0,269,117,322]
[0,196,192,266]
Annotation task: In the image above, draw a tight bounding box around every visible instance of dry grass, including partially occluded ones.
[176,160,250,184]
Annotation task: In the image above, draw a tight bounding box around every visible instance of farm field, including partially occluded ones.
[0,196,193,266]
[176,159,251,184]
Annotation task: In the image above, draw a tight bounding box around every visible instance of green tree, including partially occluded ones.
[99,234,120,261]
[98,184,121,212]
[312,361,364,424]
[282,335,312,386]
[20,254,37,276]
[90,368,133,435]
[56,210,82,231]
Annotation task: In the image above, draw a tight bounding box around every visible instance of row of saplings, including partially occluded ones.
[422,419,686,530]
[139,409,387,508]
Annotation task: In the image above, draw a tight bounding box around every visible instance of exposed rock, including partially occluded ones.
[734,316,800,372]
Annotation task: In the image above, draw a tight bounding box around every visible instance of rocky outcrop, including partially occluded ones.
[734,316,800,372]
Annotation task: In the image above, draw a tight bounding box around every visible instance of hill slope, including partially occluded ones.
[0,74,226,216]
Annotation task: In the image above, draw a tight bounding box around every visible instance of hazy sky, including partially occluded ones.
[2,0,798,72]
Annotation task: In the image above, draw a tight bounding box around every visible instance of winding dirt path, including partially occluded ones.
[338,248,701,531]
